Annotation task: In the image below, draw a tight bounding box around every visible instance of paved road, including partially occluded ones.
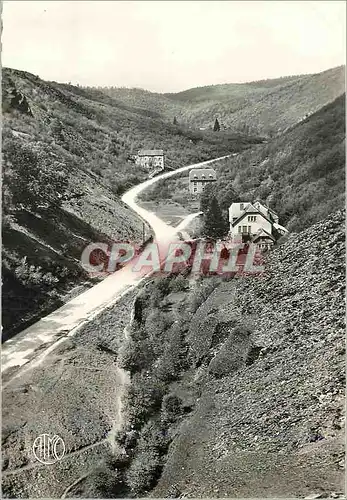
[2,155,229,380]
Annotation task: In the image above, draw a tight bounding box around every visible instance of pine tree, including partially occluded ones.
[203,195,227,239]
[199,183,216,212]
[213,118,220,132]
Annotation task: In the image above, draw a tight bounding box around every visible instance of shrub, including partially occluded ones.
[161,394,183,424]
[137,420,169,455]
[14,257,59,289]
[126,373,167,427]
[126,449,161,495]
[118,336,155,374]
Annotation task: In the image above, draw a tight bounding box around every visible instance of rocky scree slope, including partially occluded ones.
[118,210,345,498]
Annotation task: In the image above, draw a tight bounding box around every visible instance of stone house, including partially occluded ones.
[135,150,164,174]
[189,168,217,195]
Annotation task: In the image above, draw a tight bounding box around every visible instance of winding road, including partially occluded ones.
[1,155,229,382]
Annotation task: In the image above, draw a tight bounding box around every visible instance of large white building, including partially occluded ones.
[229,201,287,250]
[135,150,164,174]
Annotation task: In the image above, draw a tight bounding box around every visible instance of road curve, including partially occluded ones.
[1,155,229,380]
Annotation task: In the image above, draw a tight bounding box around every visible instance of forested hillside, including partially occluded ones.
[3,68,256,195]
[137,93,345,236]
[167,66,345,136]
[2,68,258,339]
[101,66,345,137]
[212,94,345,232]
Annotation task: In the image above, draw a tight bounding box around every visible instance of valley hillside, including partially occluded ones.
[1,64,345,499]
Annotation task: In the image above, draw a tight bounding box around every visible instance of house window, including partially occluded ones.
[238,226,242,234]
[248,226,251,233]
[242,225,247,233]
[248,215,257,222]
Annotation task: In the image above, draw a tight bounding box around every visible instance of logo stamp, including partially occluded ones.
[32,434,65,465]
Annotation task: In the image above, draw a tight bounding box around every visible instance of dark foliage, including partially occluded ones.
[212,95,345,231]
[213,118,220,132]
[202,193,228,238]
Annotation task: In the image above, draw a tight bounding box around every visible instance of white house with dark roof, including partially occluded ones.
[189,168,217,194]
[229,201,287,250]
[251,228,276,250]
[135,149,164,173]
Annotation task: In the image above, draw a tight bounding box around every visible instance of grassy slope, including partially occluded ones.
[102,66,345,137]
[2,290,138,498]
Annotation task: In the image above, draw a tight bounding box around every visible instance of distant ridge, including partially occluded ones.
[101,65,345,136]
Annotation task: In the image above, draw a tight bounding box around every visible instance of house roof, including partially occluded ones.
[241,203,259,213]
[138,149,164,156]
[251,228,276,242]
[231,208,272,227]
[254,200,279,220]
[189,168,217,181]
[274,222,288,233]
[229,201,249,210]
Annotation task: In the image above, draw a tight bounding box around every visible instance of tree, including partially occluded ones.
[173,116,178,125]
[213,118,220,132]
[202,195,228,238]
[199,183,216,212]
[217,186,241,212]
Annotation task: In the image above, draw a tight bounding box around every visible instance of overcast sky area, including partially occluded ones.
[2,1,346,92]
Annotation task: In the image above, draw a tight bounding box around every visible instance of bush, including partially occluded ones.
[68,455,128,498]
[125,419,170,495]
[161,394,183,423]
[126,449,161,495]
[154,323,189,383]
[137,420,169,454]
[126,373,167,427]
[118,336,155,374]
[14,257,59,289]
